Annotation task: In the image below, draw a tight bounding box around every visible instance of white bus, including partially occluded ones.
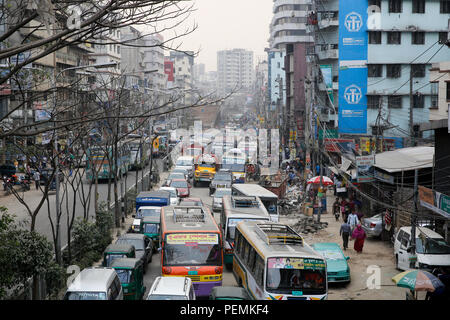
[233,221,328,300]
[232,183,280,222]
[220,195,271,269]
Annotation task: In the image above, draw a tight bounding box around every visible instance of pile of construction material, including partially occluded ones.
[291,216,328,235]
[279,185,305,215]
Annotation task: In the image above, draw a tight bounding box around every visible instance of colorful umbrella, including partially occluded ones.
[307,176,334,186]
[392,269,445,292]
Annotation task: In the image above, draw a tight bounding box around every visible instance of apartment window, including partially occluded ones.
[368,64,383,77]
[430,82,438,108]
[389,0,402,13]
[369,31,382,44]
[447,82,450,101]
[411,64,426,78]
[413,94,424,108]
[388,96,403,108]
[439,32,448,44]
[387,32,401,44]
[412,0,425,13]
[412,32,425,45]
[441,0,450,13]
[367,95,381,109]
[387,64,401,78]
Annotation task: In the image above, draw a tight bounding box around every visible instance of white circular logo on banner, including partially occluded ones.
[344,85,363,104]
[345,11,363,32]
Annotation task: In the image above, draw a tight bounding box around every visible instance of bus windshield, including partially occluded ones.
[163,233,222,266]
[266,258,327,295]
[198,163,215,168]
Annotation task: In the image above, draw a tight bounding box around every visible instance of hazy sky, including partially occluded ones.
[175,0,274,72]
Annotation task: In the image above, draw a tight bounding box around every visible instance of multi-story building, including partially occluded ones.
[217,49,254,96]
[269,0,314,49]
[143,34,165,92]
[169,51,195,107]
[267,48,287,129]
[366,0,449,142]
[120,26,146,90]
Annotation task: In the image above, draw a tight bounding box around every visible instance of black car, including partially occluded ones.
[209,170,233,195]
[0,163,16,177]
[116,233,153,273]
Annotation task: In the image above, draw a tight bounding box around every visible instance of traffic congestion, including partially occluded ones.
[63,109,331,301]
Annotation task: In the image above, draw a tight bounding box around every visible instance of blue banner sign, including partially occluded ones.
[338,0,368,134]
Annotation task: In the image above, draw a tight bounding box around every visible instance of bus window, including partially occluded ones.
[266,258,326,294]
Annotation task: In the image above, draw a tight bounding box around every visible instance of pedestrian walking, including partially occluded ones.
[351,224,367,253]
[333,198,340,221]
[347,209,360,234]
[33,170,40,190]
[340,219,351,250]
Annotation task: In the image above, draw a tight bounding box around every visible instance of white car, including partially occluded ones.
[175,156,194,179]
[159,186,179,206]
[64,267,123,300]
[147,276,195,300]
[394,226,450,271]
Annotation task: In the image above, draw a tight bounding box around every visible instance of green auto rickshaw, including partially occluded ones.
[103,243,136,267]
[111,258,146,300]
[140,216,160,251]
[209,286,252,300]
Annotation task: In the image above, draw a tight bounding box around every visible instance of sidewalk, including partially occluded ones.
[282,190,405,300]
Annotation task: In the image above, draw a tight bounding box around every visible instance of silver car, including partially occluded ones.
[361,213,382,237]
[212,188,232,212]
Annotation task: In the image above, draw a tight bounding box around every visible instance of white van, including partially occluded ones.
[175,156,194,179]
[146,276,195,300]
[64,267,123,300]
[394,226,450,271]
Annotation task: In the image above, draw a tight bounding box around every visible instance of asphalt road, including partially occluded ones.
[2,159,162,250]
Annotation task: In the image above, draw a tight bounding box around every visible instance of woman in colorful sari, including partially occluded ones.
[351,224,366,253]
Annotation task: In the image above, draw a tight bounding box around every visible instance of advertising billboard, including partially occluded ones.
[338,0,368,134]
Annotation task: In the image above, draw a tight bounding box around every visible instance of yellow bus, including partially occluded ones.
[233,221,328,300]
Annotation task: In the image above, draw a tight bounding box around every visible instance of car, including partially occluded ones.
[146,276,195,300]
[0,163,16,177]
[179,197,203,207]
[361,213,383,237]
[212,188,232,212]
[167,171,187,182]
[175,156,194,179]
[394,226,450,272]
[116,233,153,273]
[159,186,179,205]
[209,286,251,300]
[311,242,351,283]
[169,178,191,198]
[209,170,233,195]
[64,267,123,300]
[171,167,190,181]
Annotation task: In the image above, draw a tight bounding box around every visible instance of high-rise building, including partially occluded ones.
[217,49,254,96]
[269,0,314,49]
[143,34,165,91]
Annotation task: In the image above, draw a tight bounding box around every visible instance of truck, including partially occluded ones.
[193,154,219,187]
[131,191,171,232]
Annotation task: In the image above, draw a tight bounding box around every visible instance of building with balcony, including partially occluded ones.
[143,34,166,91]
[269,0,314,49]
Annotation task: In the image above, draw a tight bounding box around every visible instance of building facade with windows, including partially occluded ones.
[217,49,254,96]
[366,0,449,141]
[270,0,314,49]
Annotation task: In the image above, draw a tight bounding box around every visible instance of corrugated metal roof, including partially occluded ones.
[373,147,434,173]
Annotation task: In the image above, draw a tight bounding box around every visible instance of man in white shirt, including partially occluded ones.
[347,209,359,234]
